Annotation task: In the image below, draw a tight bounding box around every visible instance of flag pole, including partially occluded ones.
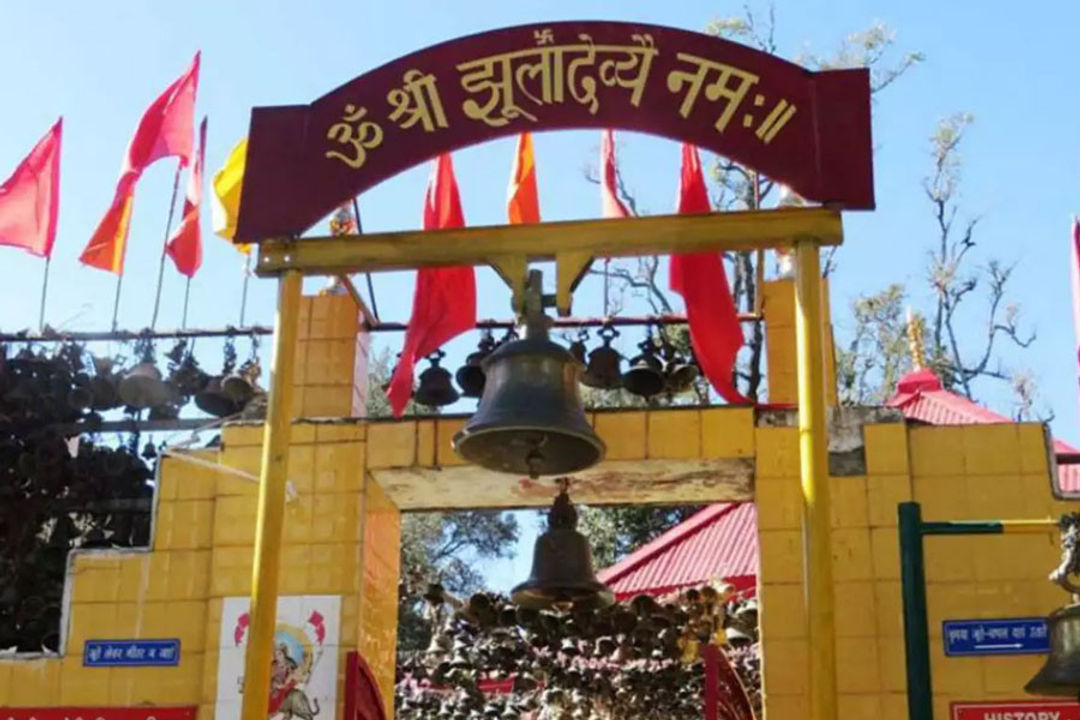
[110,272,124,331]
[181,277,192,329]
[239,253,252,326]
[149,162,184,329]
[38,256,52,331]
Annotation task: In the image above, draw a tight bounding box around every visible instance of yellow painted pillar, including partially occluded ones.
[241,270,303,720]
[793,240,837,720]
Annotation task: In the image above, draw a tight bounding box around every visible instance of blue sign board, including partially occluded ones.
[83,639,181,667]
[943,618,1049,657]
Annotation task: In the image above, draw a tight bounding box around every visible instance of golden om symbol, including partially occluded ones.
[325,104,384,169]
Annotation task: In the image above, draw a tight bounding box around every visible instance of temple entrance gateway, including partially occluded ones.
[234,19,874,720]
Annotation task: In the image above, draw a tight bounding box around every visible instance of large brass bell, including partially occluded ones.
[415,350,459,408]
[622,338,664,398]
[453,272,604,477]
[456,333,495,399]
[1026,604,1080,696]
[118,362,172,409]
[511,487,613,612]
[582,325,622,390]
[1027,513,1080,697]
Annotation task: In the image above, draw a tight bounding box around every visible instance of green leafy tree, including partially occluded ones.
[835,284,910,406]
[836,115,1043,417]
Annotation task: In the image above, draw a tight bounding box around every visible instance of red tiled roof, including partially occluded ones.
[597,503,758,601]
[887,368,1080,492]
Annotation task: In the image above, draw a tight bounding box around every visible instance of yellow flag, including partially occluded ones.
[211,137,248,251]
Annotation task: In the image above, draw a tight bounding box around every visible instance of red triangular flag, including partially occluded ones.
[508,132,540,224]
[670,144,751,405]
[600,129,630,219]
[80,52,200,274]
[126,52,200,173]
[0,118,62,259]
[165,117,207,278]
[386,154,477,417]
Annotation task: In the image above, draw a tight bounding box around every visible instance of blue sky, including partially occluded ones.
[1,1,1078,587]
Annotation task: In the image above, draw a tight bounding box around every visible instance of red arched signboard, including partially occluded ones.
[236,21,873,241]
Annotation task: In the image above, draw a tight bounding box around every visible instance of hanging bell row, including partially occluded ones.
[414,324,702,406]
[0,335,266,421]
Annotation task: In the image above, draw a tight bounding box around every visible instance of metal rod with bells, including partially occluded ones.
[1027,512,1080,697]
[453,269,605,478]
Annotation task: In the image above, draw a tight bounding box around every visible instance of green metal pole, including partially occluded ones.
[899,501,933,720]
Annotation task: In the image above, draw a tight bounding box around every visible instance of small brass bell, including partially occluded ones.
[662,342,701,394]
[90,369,121,411]
[195,376,241,417]
[622,339,664,398]
[425,631,452,656]
[423,582,446,605]
[455,271,604,477]
[511,487,613,612]
[171,361,208,398]
[582,325,622,390]
[222,360,259,406]
[456,333,495,399]
[725,626,753,646]
[568,330,588,365]
[118,362,172,409]
[100,448,128,478]
[667,363,701,394]
[415,350,459,408]
[67,375,93,412]
[149,402,180,420]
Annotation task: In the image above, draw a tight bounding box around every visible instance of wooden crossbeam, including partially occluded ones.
[254,207,843,277]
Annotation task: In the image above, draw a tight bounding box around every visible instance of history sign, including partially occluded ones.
[952,701,1080,720]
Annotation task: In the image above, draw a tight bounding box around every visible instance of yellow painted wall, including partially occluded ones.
[294,294,369,418]
[763,277,839,406]
[0,292,1068,720]
[758,420,1069,720]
